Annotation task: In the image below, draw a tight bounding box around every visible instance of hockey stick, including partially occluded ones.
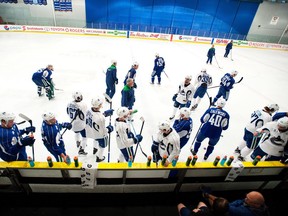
[60,109,79,138]
[208,77,243,89]
[133,117,146,162]
[214,56,223,69]
[54,88,64,91]
[103,93,113,162]
[16,120,26,125]
[18,113,35,161]
[163,70,169,79]
[230,50,234,61]
[189,97,212,154]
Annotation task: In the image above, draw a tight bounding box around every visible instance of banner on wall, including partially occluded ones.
[54,0,72,12]
[270,16,279,25]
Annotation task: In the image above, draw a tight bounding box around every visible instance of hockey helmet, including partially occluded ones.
[185,75,192,80]
[73,91,83,102]
[267,104,279,114]
[0,112,16,122]
[277,117,288,131]
[42,111,56,121]
[158,120,170,131]
[216,98,226,108]
[180,107,191,118]
[117,107,130,118]
[230,70,238,76]
[91,97,103,109]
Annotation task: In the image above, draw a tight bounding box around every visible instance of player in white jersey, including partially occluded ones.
[250,116,288,161]
[115,107,143,162]
[235,104,279,161]
[66,91,88,155]
[190,68,212,111]
[151,120,180,167]
[169,75,194,120]
[85,96,114,162]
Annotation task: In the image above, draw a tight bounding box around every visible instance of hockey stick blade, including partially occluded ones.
[16,120,26,125]
[19,113,32,124]
[55,88,64,91]
[103,93,112,103]
[237,77,243,84]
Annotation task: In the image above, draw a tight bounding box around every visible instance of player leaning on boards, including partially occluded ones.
[66,91,88,154]
[32,64,55,100]
[191,98,230,160]
[0,112,35,162]
[84,96,114,162]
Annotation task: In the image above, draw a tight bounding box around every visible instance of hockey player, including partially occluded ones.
[121,78,135,110]
[191,68,212,111]
[191,98,229,160]
[235,104,279,161]
[206,44,215,64]
[105,60,118,101]
[84,97,114,162]
[0,112,35,162]
[115,107,143,162]
[151,53,165,85]
[32,64,55,100]
[250,116,288,161]
[224,40,233,58]
[212,70,238,105]
[151,120,180,167]
[123,62,139,88]
[41,111,72,162]
[170,75,194,120]
[66,91,88,155]
[173,108,193,149]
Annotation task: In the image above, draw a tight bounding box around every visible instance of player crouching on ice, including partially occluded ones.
[115,107,143,162]
[41,111,72,163]
[32,64,55,100]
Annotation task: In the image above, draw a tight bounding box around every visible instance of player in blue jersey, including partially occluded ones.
[191,98,229,160]
[272,111,288,121]
[0,112,35,162]
[212,70,238,105]
[151,53,165,85]
[121,78,135,111]
[173,108,193,149]
[32,64,55,100]
[191,68,212,111]
[105,60,118,101]
[41,111,72,162]
[224,40,233,58]
[123,62,139,88]
[206,44,215,65]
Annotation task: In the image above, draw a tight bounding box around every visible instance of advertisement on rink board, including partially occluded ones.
[0,24,287,50]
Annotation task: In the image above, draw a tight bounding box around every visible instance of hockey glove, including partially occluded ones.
[133,134,143,144]
[62,122,72,130]
[133,82,137,89]
[103,109,114,117]
[186,100,191,108]
[19,136,35,147]
[24,126,36,135]
[172,94,177,102]
[106,125,114,133]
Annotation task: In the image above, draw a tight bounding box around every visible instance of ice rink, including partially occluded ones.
[0,32,287,164]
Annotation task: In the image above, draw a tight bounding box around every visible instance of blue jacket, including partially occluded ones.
[121,85,135,110]
[106,65,118,86]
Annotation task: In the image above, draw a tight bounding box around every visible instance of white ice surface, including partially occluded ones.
[0,32,287,164]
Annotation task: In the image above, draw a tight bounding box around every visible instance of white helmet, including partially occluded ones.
[230,70,238,76]
[0,112,16,122]
[180,107,191,118]
[155,53,159,57]
[277,117,288,130]
[73,91,83,102]
[42,111,55,121]
[91,97,103,108]
[216,98,226,108]
[185,75,192,80]
[158,120,170,131]
[133,61,139,66]
[267,104,279,113]
[117,107,130,118]
[201,68,207,73]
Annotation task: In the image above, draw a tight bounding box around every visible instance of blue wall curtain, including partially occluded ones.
[85,0,260,37]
